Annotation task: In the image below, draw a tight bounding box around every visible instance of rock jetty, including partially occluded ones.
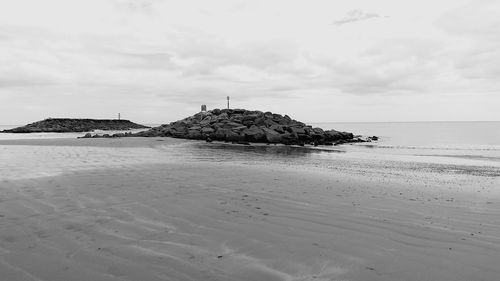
[3,118,149,133]
[127,109,371,146]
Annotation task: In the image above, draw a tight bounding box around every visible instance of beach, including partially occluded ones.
[3,0,500,279]
[0,136,499,281]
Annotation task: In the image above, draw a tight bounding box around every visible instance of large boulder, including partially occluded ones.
[280,132,299,145]
[324,130,353,141]
[213,128,232,140]
[216,113,229,121]
[221,122,246,131]
[242,125,266,142]
[199,116,212,126]
[262,127,282,143]
[269,124,285,134]
[201,127,215,135]
[289,126,306,135]
[310,127,325,141]
[225,131,245,142]
[187,129,203,139]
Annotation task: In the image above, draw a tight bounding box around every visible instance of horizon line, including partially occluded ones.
[1,120,499,127]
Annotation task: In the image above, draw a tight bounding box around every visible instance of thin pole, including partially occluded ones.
[118,113,120,120]
[227,96,230,109]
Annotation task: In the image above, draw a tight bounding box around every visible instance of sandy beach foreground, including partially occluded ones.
[0,138,499,281]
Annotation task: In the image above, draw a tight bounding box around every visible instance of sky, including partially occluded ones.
[0,0,499,124]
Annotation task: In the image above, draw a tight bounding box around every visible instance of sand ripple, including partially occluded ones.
[0,138,499,281]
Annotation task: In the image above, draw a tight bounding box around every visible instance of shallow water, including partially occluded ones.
[0,125,148,140]
[1,122,499,182]
[311,121,500,165]
[312,121,500,148]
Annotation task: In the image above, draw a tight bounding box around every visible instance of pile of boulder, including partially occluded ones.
[79,132,135,139]
[3,118,149,133]
[130,109,372,146]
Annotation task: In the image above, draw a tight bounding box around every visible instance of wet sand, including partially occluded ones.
[0,138,499,281]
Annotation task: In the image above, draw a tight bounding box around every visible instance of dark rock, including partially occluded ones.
[118,108,363,146]
[252,117,265,127]
[201,127,215,134]
[242,114,259,122]
[263,119,279,128]
[187,130,203,140]
[325,130,348,141]
[200,116,212,126]
[269,124,285,133]
[225,131,245,142]
[216,113,229,121]
[289,126,306,135]
[3,118,149,133]
[214,129,229,140]
[232,109,246,114]
[297,133,311,142]
[280,132,299,145]
[171,129,187,138]
[242,125,266,142]
[312,127,324,135]
[261,127,282,143]
[222,122,246,131]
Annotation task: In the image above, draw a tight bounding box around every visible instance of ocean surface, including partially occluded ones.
[0,125,149,140]
[1,121,500,175]
[310,121,500,166]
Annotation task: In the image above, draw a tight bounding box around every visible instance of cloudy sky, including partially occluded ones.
[1,0,499,124]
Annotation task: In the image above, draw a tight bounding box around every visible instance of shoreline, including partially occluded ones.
[1,137,499,174]
[0,137,499,280]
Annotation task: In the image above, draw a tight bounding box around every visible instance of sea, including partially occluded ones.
[311,121,500,166]
[1,122,499,182]
[1,122,500,164]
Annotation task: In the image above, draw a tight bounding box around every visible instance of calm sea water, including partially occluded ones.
[311,121,500,150]
[309,121,500,166]
[1,122,500,167]
[1,122,499,185]
[0,125,148,140]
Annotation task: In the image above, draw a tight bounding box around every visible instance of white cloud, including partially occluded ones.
[0,0,498,124]
[333,9,383,26]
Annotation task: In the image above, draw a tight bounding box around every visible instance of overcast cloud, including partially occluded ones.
[0,0,498,124]
[332,9,382,26]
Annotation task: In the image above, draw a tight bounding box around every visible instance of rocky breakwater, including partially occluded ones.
[132,109,373,146]
[3,118,149,133]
